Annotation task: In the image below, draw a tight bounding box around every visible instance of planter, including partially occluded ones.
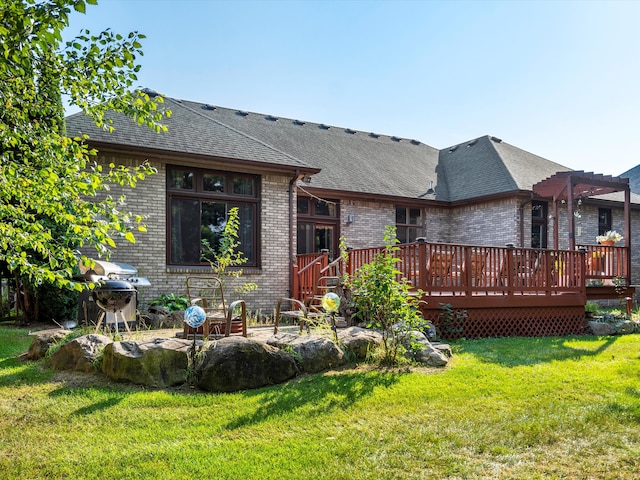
[600,240,615,246]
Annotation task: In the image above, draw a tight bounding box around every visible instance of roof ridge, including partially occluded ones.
[484,136,521,191]
[167,98,311,169]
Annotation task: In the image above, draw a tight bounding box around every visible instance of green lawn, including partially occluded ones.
[1,326,639,479]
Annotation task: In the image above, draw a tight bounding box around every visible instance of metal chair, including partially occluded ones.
[183,276,247,339]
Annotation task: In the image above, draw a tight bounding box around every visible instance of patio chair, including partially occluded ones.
[463,250,487,287]
[427,250,455,286]
[183,276,247,339]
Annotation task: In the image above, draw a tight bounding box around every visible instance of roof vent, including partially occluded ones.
[319,124,330,130]
[448,145,458,153]
[410,139,420,145]
[369,132,380,138]
[490,136,502,143]
[236,110,249,117]
[203,104,216,111]
[391,136,401,142]
[345,128,356,134]
[467,140,477,147]
[265,115,278,121]
[293,120,306,126]
[141,87,159,97]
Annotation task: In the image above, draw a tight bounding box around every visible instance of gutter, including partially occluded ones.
[289,172,305,297]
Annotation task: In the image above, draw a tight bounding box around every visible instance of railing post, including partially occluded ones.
[418,240,428,291]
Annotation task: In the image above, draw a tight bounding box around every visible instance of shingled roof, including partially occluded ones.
[66,94,586,203]
[438,135,572,202]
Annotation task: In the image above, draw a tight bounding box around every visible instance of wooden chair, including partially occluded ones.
[274,297,314,334]
[427,250,455,286]
[464,250,487,286]
[183,276,247,339]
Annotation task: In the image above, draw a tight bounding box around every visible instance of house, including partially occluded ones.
[65,93,640,318]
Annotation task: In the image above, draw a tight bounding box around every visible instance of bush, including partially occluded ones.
[348,226,425,365]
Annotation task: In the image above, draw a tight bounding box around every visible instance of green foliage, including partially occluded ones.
[0,1,170,307]
[201,207,258,296]
[149,293,190,312]
[438,302,467,337]
[348,226,425,365]
[35,282,78,324]
[585,301,600,315]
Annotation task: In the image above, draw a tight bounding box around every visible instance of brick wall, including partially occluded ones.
[89,156,293,315]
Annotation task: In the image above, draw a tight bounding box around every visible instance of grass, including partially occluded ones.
[1,326,639,479]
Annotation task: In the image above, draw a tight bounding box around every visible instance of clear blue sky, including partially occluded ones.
[65,0,640,176]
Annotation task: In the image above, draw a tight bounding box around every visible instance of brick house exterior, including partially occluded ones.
[66,95,640,311]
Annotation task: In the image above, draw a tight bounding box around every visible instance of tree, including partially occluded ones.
[0,0,170,323]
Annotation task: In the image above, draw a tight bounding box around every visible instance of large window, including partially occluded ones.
[598,208,612,235]
[167,166,259,266]
[395,206,422,243]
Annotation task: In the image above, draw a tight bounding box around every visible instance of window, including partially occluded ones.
[598,208,612,235]
[296,197,339,257]
[167,166,259,266]
[395,206,422,243]
[531,201,547,248]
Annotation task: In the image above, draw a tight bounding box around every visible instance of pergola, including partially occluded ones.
[532,171,631,251]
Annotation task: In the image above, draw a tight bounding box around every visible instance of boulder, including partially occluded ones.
[197,336,298,393]
[337,327,383,360]
[102,338,192,387]
[408,343,450,367]
[585,320,616,336]
[614,320,637,335]
[26,329,69,361]
[49,334,112,373]
[268,334,346,373]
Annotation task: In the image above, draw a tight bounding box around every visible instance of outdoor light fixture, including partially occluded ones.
[346,213,355,224]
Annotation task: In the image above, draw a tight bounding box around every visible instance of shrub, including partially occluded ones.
[348,226,425,365]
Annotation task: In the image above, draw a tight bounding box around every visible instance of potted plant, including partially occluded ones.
[596,230,623,246]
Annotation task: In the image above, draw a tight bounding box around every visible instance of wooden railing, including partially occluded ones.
[581,245,629,282]
[346,242,587,297]
[291,253,328,302]
[293,242,631,302]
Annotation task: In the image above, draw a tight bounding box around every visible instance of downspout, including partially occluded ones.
[289,172,304,297]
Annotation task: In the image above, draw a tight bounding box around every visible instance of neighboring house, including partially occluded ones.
[621,165,640,195]
[65,93,640,312]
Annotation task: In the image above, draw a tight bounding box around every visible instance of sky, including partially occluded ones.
[64,0,640,176]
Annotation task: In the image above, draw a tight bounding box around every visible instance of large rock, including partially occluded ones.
[268,334,345,373]
[102,338,191,387]
[585,321,616,336]
[408,343,450,367]
[337,327,383,360]
[49,334,112,373]
[614,320,637,335]
[27,329,69,360]
[197,336,298,393]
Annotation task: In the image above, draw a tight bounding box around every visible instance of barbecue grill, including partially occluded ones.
[77,260,150,330]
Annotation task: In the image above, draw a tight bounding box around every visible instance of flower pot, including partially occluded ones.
[600,240,615,246]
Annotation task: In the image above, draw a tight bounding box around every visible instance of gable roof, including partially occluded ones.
[438,136,572,202]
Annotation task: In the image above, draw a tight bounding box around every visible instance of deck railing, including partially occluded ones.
[293,242,630,302]
[291,252,328,302]
[347,242,587,297]
[581,245,629,282]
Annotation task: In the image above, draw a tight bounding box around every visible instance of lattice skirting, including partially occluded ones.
[423,306,586,340]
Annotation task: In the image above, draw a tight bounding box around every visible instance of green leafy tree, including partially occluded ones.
[348,226,425,365]
[0,0,170,323]
[201,207,258,296]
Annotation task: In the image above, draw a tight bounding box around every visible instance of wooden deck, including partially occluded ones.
[292,242,633,339]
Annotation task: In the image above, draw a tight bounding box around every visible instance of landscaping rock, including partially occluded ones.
[432,342,453,358]
[49,334,112,373]
[102,338,191,387]
[614,320,636,335]
[27,329,69,361]
[337,327,383,360]
[585,320,616,336]
[268,334,346,373]
[197,336,298,393]
[409,344,450,367]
